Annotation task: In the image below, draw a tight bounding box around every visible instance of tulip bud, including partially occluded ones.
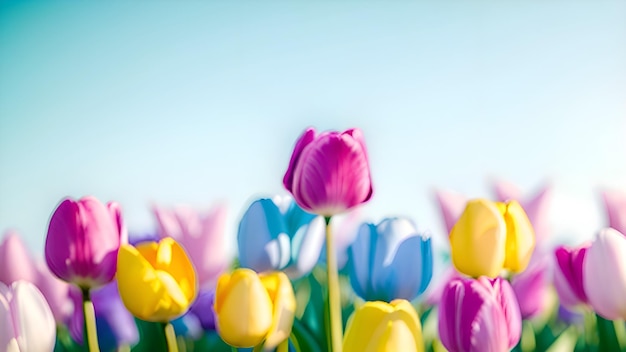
[343,299,424,352]
[45,196,126,289]
[283,127,373,216]
[583,228,626,320]
[347,217,432,302]
[0,231,36,285]
[553,244,589,309]
[438,276,521,352]
[214,269,296,349]
[0,281,56,352]
[117,237,198,322]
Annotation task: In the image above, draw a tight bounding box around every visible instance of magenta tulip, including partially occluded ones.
[553,244,589,309]
[45,196,126,289]
[439,276,522,352]
[153,203,229,289]
[510,252,550,319]
[583,228,626,320]
[0,231,36,285]
[602,190,626,234]
[283,127,373,216]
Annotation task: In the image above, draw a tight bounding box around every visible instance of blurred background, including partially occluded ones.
[1,1,625,256]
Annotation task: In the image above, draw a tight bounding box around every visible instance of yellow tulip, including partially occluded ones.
[449,199,536,278]
[116,237,197,322]
[343,299,424,352]
[214,268,296,349]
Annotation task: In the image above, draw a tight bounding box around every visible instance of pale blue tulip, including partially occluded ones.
[237,196,325,279]
[347,217,433,302]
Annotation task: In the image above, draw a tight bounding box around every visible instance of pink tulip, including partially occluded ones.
[602,190,626,234]
[45,196,126,289]
[439,276,522,352]
[433,189,467,235]
[0,281,56,352]
[283,127,373,216]
[0,231,36,285]
[554,243,589,309]
[583,228,626,320]
[492,181,552,244]
[154,203,229,289]
[511,252,550,319]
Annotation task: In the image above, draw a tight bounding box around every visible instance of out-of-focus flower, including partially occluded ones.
[35,261,72,323]
[434,189,467,236]
[438,277,522,352]
[0,281,56,352]
[492,181,552,245]
[238,196,324,279]
[347,217,432,302]
[583,228,626,320]
[602,190,626,234]
[189,289,216,330]
[553,244,589,309]
[283,127,373,217]
[0,231,36,285]
[154,203,229,290]
[69,281,139,351]
[318,209,363,269]
[449,199,535,278]
[343,299,424,352]
[510,252,550,319]
[45,196,126,289]
[214,269,296,349]
[117,237,197,322]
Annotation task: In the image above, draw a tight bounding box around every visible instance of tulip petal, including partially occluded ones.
[10,281,56,352]
[238,200,285,273]
[554,245,588,308]
[117,245,163,321]
[260,272,296,349]
[500,201,536,273]
[155,238,197,305]
[449,199,506,278]
[433,190,467,235]
[0,285,16,352]
[214,269,273,347]
[283,128,317,193]
[488,277,522,349]
[343,301,393,351]
[291,216,325,278]
[0,232,36,285]
[348,224,377,299]
[583,228,626,320]
[602,190,626,234]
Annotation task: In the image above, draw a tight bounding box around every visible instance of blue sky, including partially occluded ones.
[1,1,625,255]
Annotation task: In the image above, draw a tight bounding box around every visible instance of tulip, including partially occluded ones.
[117,237,197,322]
[438,277,522,352]
[449,199,535,278]
[189,289,216,330]
[283,127,373,216]
[433,189,467,236]
[69,282,139,351]
[583,228,626,320]
[0,231,36,285]
[238,196,325,279]
[45,196,126,289]
[347,217,432,302]
[35,261,72,323]
[0,281,56,352]
[214,268,296,349]
[343,299,424,352]
[154,203,230,290]
[602,190,626,234]
[553,244,589,309]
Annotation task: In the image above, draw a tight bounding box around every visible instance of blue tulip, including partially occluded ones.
[238,196,325,279]
[347,217,433,302]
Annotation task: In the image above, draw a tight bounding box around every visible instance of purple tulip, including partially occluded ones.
[0,231,36,285]
[583,228,626,320]
[283,127,373,216]
[439,276,522,352]
[153,203,230,289]
[553,244,589,309]
[69,281,139,350]
[602,190,626,234]
[510,252,550,319]
[45,196,126,289]
[189,289,216,330]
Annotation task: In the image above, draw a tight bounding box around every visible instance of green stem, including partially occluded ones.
[81,288,100,352]
[325,216,343,352]
[163,322,179,352]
